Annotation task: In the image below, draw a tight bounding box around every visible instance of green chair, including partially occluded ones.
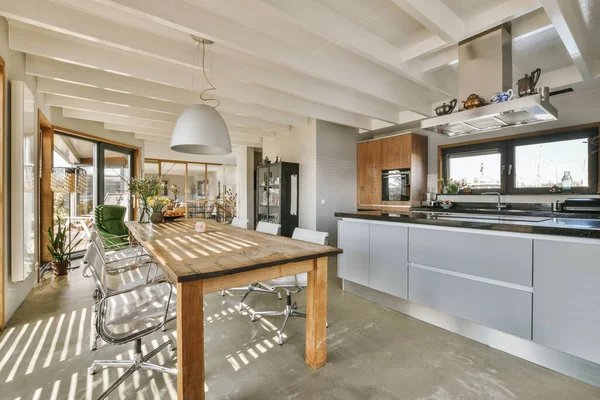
[94,205,130,249]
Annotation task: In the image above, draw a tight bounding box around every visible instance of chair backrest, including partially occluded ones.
[231,217,249,229]
[292,228,329,245]
[256,221,281,235]
[94,205,128,236]
[89,230,109,261]
[82,243,109,297]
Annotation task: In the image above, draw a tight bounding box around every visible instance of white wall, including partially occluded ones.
[235,146,257,227]
[316,120,359,246]
[378,88,600,204]
[1,17,51,324]
[263,119,317,229]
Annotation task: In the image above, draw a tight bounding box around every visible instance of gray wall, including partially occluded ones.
[316,120,359,246]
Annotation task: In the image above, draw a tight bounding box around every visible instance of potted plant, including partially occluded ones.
[148,196,171,223]
[44,222,83,276]
[128,175,163,222]
[438,178,463,195]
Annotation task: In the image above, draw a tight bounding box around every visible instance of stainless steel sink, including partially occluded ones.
[432,212,551,223]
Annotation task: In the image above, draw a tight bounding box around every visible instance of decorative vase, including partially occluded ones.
[139,204,151,223]
[52,260,70,276]
[151,212,164,224]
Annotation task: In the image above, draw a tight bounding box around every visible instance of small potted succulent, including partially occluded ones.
[148,196,171,224]
[438,178,463,195]
[45,222,83,276]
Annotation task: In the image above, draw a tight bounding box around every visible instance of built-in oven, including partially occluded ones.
[382,169,411,201]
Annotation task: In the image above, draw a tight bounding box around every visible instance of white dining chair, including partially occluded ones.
[256,221,281,235]
[250,228,329,345]
[231,217,250,229]
[221,221,282,305]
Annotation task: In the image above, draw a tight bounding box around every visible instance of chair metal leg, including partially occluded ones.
[140,362,178,375]
[89,338,178,399]
[96,364,138,400]
[250,310,285,322]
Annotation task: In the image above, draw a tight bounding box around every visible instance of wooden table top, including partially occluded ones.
[126,219,342,283]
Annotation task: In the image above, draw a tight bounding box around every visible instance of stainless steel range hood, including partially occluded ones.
[421,24,557,137]
[421,87,557,137]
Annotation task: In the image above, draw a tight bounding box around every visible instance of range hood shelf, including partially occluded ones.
[421,88,557,137]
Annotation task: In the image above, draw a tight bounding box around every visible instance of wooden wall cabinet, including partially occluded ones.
[357,133,427,208]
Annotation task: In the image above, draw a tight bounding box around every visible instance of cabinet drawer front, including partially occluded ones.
[337,220,370,286]
[409,266,532,339]
[369,224,408,299]
[533,240,600,364]
[409,227,533,286]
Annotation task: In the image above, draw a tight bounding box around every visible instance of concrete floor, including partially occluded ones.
[2,262,600,400]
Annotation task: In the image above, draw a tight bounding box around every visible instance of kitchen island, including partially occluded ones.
[336,210,600,387]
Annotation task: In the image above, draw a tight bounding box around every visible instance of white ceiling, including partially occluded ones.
[3,0,600,152]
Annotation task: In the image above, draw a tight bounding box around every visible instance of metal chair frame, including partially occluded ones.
[83,245,177,400]
[250,228,329,345]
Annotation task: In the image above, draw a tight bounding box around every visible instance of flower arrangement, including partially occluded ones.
[438,178,464,195]
[128,175,163,222]
[147,196,171,214]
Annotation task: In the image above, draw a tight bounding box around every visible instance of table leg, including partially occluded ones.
[177,280,205,400]
[305,256,328,368]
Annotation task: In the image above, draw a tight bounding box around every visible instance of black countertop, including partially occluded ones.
[335,210,600,239]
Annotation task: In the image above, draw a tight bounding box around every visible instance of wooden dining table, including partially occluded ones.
[126,219,343,400]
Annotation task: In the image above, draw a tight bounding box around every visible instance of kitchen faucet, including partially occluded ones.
[482,192,508,211]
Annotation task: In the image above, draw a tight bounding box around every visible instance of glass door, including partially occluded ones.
[98,143,133,221]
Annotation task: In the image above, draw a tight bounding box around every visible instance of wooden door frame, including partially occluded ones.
[39,110,54,266]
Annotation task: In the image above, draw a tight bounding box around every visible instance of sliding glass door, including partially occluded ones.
[53,133,134,257]
[98,143,133,220]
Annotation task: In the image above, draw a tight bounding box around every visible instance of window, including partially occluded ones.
[441,128,599,194]
[442,142,506,194]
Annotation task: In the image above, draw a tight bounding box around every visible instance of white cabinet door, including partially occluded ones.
[534,240,600,364]
[370,224,408,299]
[337,220,370,286]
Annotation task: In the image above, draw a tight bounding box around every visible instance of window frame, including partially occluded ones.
[441,127,599,195]
[442,141,507,194]
[506,128,598,194]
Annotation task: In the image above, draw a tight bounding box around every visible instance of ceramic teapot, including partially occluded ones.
[434,99,457,116]
[462,93,484,110]
[491,89,514,103]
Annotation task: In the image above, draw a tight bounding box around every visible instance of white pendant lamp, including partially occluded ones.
[171,36,231,155]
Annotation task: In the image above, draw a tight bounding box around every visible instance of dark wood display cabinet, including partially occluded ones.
[255,162,299,237]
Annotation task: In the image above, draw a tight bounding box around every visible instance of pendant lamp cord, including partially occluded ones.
[199,41,220,108]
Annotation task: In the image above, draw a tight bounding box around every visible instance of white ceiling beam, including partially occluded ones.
[63,108,174,130]
[104,123,172,137]
[464,0,542,38]
[97,0,434,115]
[419,9,553,73]
[406,1,544,64]
[134,132,260,147]
[38,77,306,126]
[256,0,450,96]
[9,21,397,125]
[541,0,596,81]
[27,56,375,128]
[401,36,447,63]
[46,93,287,134]
[390,0,464,44]
[38,77,185,114]
[64,108,275,139]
